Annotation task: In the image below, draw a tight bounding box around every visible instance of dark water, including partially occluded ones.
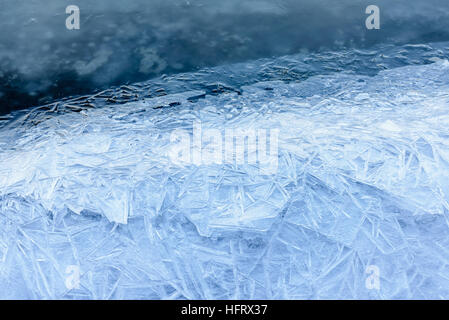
[3,40,449,130]
[1,0,449,114]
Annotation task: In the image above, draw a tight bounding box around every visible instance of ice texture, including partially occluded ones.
[1,45,449,298]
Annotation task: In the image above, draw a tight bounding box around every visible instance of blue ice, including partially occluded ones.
[1,46,449,299]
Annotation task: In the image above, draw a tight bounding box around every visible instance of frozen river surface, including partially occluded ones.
[1,43,449,299]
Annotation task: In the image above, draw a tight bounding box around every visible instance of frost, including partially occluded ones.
[1,54,449,298]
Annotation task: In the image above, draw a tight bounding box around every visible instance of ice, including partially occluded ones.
[2,48,449,298]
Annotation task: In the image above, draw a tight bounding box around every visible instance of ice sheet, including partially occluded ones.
[1,55,449,299]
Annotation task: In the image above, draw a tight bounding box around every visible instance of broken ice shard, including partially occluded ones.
[1,44,449,299]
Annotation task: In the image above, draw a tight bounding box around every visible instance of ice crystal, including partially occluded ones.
[1,49,449,299]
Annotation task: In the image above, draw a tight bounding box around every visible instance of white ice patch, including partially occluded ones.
[1,60,449,298]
